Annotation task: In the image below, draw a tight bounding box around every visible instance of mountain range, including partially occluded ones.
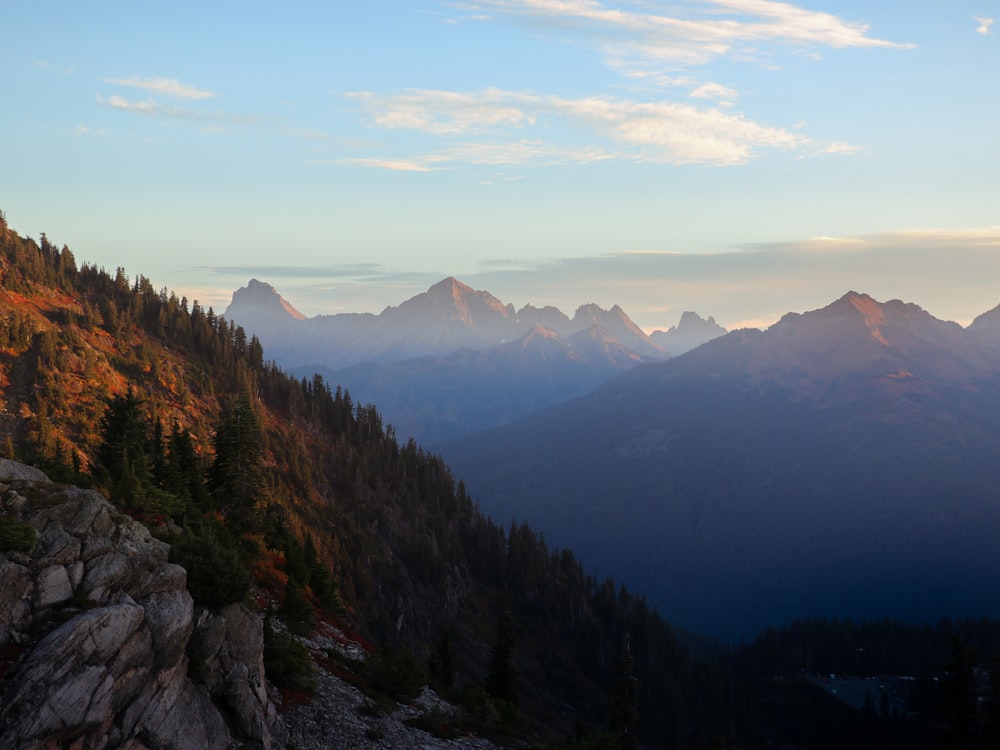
[438,291,1000,640]
[225,277,725,442]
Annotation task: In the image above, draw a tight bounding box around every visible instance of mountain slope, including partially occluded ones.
[438,292,1000,640]
[302,322,646,444]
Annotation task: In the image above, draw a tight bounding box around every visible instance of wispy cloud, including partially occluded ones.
[347,89,536,135]
[339,139,616,171]
[345,88,840,167]
[73,124,109,137]
[452,0,913,70]
[34,60,75,75]
[342,2,907,171]
[975,16,994,36]
[195,263,435,283]
[96,94,258,125]
[689,82,739,105]
[102,76,216,100]
[335,158,436,172]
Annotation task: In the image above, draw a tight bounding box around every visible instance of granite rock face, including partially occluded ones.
[0,461,286,750]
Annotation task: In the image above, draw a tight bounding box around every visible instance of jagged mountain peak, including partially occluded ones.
[677,310,718,328]
[572,302,642,332]
[772,291,950,350]
[572,302,607,322]
[428,275,472,298]
[392,277,515,325]
[226,278,307,321]
[649,310,727,356]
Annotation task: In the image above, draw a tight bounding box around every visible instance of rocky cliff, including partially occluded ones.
[0,459,286,750]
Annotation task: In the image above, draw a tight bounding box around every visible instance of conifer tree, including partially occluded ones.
[610,638,639,750]
[429,629,457,692]
[208,393,265,531]
[486,608,520,705]
[95,387,153,506]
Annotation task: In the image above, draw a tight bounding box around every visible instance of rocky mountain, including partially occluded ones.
[0,459,285,749]
[224,276,676,370]
[226,278,724,442]
[649,311,727,355]
[438,292,1000,640]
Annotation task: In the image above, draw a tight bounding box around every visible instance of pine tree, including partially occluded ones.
[429,629,457,692]
[610,638,639,750]
[163,422,209,516]
[208,393,265,531]
[486,609,520,705]
[94,387,154,507]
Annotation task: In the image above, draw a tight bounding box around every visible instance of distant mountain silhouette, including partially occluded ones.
[438,292,1000,640]
[649,311,726,355]
[226,278,725,442]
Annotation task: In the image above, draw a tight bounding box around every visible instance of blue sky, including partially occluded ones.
[2,1,998,331]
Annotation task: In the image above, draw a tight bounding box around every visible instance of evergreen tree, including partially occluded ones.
[164,422,209,516]
[304,534,337,610]
[281,581,316,636]
[94,387,154,507]
[486,609,520,705]
[610,638,639,750]
[169,520,251,610]
[207,393,265,531]
[429,629,457,693]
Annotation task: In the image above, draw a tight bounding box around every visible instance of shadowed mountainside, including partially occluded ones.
[439,292,1000,640]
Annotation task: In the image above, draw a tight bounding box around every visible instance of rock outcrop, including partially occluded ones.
[0,460,286,750]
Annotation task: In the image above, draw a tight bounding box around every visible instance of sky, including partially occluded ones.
[2,1,999,332]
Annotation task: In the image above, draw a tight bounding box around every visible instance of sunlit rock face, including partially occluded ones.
[0,459,286,750]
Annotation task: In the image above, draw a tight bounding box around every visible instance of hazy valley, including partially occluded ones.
[224,277,725,443]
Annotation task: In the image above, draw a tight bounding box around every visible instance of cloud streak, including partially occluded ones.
[102,77,216,100]
[345,88,839,167]
[96,94,258,124]
[452,0,913,69]
[975,16,994,36]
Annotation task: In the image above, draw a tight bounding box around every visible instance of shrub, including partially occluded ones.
[169,522,250,609]
[457,683,499,724]
[263,618,315,692]
[367,644,428,700]
[281,583,315,636]
[0,516,36,553]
